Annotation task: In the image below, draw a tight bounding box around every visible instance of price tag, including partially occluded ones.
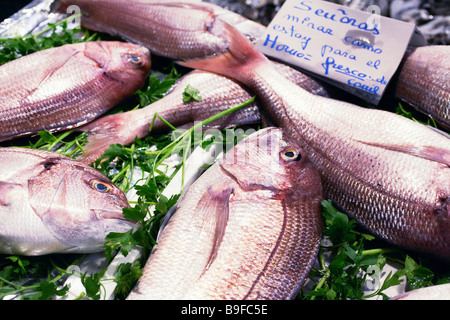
[255,0,416,104]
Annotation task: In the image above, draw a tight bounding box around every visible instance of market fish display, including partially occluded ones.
[0,41,150,142]
[0,148,134,256]
[127,127,323,299]
[79,61,331,164]
[395,45,450,130]
[180,23,450,259]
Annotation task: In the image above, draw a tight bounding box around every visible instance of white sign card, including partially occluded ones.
[255,0,416,104]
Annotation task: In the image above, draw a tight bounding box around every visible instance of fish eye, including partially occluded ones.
[91,179,111,193]
[280,148,302,162]
[128,54,142,65]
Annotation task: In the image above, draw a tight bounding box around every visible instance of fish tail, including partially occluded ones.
[179,22,269,84]
[78,112,141,164]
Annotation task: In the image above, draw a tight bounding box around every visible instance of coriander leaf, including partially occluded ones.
[123,206,147,222]
[101,144,130,160]
[35,281,64,300]
[380,269,406,292]
[0,21,99,65]
[326,288,337,300]
[134,184,158,198]
[155,194,170,213]
[6,256,30,275]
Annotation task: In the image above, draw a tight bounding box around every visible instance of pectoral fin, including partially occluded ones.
[0,181,21,206]
[357,141,450,167]
[19,47,80,106]
[195,187,233,271]
[29,173,70,225]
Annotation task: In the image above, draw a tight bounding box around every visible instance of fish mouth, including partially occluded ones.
[93,209,137,224]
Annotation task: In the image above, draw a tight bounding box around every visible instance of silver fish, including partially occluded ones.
[127,127,323,299]
[0,147,134,256]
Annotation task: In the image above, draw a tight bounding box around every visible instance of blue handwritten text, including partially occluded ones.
[348,79,380,95]
[321,56,367,80]
[272,24,311,49]
[321,44,356,61]
[344,36,382,54]
[262,34,313,61]
[284,15,333,35]
[293,0,380,35]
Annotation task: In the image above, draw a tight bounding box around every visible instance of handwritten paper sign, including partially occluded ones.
[255,0,416,104]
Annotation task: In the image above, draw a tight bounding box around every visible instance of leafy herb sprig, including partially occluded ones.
[0,15,99,65]
[300,200,449,300]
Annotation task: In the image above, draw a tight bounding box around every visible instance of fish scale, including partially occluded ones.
[0,41,150,142]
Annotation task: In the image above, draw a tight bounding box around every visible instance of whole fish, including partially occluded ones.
[179,22,450,259]
[79,60,331,164]
[127,127,323,300]
[395,45,450,130]
[391,283,450,300]
[0,41,150,142]
[0,147,134,256]
[52,0,257,61]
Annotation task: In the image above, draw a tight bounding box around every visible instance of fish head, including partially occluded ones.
[221,127,323,196]
[28,156,135,253]
[84,41,151,91]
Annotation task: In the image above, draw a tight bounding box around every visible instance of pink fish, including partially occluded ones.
[0,41,150,142]
[0,147,134,255]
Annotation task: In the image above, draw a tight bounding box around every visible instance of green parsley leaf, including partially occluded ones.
[136,66,181,106]
[182,84,202,103]
[34,280,69,300]
[404,255,435,289]
[321,199,357,245]
[114,261,143,299]
[104,229,139,261]
[81,273,103,300]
